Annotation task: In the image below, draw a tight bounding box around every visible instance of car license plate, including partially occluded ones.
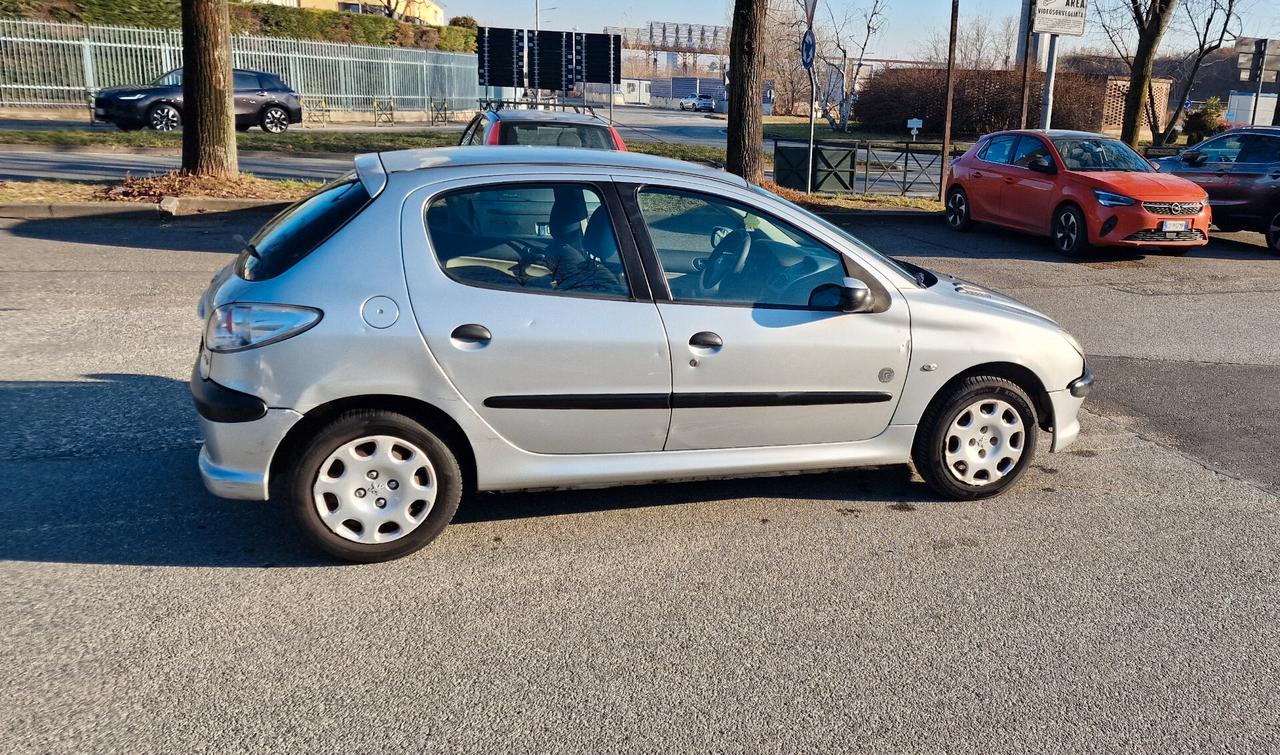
[1159,220,1188,232]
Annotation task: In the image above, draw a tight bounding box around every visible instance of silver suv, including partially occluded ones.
[193,148,1093,562]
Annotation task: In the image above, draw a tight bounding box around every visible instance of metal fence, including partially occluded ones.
[0,19,480,114]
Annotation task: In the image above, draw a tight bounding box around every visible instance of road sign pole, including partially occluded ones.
[801,22,816,193]
[1039,33,1058,129]
[807,66,816,193]
[940,0,958,201]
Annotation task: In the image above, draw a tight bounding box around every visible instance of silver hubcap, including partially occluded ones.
[312,435,437,544]
[944,398,1026,486]
[1055,211,1079,252]
[264,108,287,133]
[150,105,179,131]
[947,192,967,227]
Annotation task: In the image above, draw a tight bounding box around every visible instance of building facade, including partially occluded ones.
[296,0,446,26]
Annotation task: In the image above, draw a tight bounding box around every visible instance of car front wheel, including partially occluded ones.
[945,186,972,231]
[913,376,1039,500]
[261,105,290,134]
[1053,204,1090,257]
[147,103,180,131]
[291,410,463,562]
[1266,208,1280,256]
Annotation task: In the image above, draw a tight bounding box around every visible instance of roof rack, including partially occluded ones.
[477,98,595,116]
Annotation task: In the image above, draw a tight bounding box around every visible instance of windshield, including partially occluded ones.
[749,184,927,287]
[151,69,182,86]
[1051,137,1152,172]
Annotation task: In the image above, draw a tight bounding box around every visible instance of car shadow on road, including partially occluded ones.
[6,208,278,253]
[0,372,937,568]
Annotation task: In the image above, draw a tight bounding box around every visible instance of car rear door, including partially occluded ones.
[402,175,672,454]
[622,180,910,451]
[232,71,262,125]
[1228,134,1280,225]
[967,134,1018,223]
[1168,132,1243,212]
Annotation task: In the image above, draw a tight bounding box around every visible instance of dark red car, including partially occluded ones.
[459,109,627,150]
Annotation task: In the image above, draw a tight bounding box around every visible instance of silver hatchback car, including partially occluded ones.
[193,147,1093,562]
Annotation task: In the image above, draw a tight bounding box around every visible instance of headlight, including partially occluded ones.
[205,303,321,353]
[1093,189,1135,207]
[117,93,146,100]
[1061,329,1084,357]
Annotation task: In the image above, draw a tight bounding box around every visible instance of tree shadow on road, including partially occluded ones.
[6,208,277,253]
[0,373,940,568]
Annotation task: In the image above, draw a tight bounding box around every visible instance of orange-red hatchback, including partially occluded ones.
[945,129,1211,256]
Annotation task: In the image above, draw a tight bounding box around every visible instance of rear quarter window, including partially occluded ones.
[236,176,371,281]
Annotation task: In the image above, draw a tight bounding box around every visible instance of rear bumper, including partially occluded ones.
[198,409,301,500]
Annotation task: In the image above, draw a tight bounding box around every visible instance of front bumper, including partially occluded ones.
[1091,202,1212,247]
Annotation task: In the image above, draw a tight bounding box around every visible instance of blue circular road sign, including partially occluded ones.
[801,29,816,70]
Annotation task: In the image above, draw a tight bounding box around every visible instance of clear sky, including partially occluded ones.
[448,0,1280,59]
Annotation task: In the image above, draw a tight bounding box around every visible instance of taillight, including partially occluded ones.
[609,127,627,151]
[205,303,322,352]
[486,124,501,145]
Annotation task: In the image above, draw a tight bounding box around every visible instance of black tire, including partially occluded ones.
[260,105,290,134]
[117,124,142,132]
[912,376,1039,500]
[1052,204,1090,257]
[945,186,973,231]
[291,410,463,563]
[146,103,180,131]
[1266,208,1280,257]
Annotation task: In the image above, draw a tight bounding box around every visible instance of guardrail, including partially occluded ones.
[771,137,969,198]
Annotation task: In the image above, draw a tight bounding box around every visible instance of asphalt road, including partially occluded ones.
[2,212,1278,753]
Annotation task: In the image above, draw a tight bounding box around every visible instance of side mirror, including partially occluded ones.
[810,278,873,313]
[1182,151,1204,165]
[1028,154,1057,174]
[1148,159,1161,171]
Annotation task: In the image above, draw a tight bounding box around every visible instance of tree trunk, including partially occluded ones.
[1119,2,1176,147]
[726,0,767,184]
[181,0,238,178]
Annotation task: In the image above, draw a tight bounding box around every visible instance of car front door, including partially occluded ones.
[403,177,672,454]
[625,182,911,451]
[1005,135,1060,233]
[967,134,1019,223]
[1168,133,1244,215]
[232,71,262,126]
[1228,134,1280,226]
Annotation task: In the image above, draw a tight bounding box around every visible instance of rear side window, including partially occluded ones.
[233,71,260,91]
[501,123,614,149]
[237,176,370,281]
[979,135,1017,164]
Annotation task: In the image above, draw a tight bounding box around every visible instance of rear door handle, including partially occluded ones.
[450,323,491,344]
[1003,176,1015,184]
[689,331,723,348]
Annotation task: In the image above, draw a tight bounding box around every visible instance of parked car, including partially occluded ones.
[679,94,716,112]
[946,129,1211,256]
[93,68,303,133]
[193,147,1092,562]
[459,109,626,150]
[1155,127,1280,255]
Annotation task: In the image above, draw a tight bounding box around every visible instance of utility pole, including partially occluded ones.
[939,0,958,200]
[1039,33,1058,128]
[1018,0,1036,128]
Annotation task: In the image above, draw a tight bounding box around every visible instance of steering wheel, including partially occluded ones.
[700,229,751,290]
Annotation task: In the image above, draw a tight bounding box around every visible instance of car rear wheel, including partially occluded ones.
[1266,208,1280,256]
[1053,204,1090,257]
[913,376,1039,500]
[261,105,290,134]
[147,103,180,131]
[945,187,972,231]
[291,410,463,562]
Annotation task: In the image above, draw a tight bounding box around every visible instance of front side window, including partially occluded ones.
[152,69,182,86]
[425,183,629,298]
[501,123,614,149]
[637,188,848,308]
[1011,136,1052,168]
[1052,137,1153,172]
[1194,134,1245,163]
[233,71,260,91]
[979,135,1018,164]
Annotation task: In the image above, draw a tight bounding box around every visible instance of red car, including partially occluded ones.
[945,129,1211,256]
[459,109,627,150]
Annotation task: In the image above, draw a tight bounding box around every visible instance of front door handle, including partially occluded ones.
[450,323,491,344]
[689,331,723,349]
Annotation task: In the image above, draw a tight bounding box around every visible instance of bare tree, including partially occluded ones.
[1094,0,1181,146]
[762,0,809,115]
[920,14,1019,70]
[815,0,888,130]
[727,0,768,184]
[181,0,238,178]
[1153,0,1241,143]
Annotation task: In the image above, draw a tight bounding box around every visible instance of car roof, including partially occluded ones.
[984,129,1107,140]
[1226,126,1280,135]
[485,110,608,126]
[370,146,747,188]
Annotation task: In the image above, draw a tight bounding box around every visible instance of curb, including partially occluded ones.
[0,197,289,219]
[0,142,358,161]
[816,209,944,220]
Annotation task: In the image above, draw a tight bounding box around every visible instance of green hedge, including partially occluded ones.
[3,0,476,52]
